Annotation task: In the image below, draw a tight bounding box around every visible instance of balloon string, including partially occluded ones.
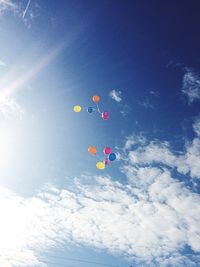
[83,106,99,112]
[83,104,102,115]
[96,104,102,114]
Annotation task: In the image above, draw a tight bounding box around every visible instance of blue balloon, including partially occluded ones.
[87,107,93,113]
[109,153,116,161]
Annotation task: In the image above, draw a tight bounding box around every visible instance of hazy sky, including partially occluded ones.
[0,1,200,267]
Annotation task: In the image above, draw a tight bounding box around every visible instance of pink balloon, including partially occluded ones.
[102,111,109,120]
[103,147,112,155]
[104,158,110,165]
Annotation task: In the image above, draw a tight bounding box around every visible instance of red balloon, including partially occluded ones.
[103,147,111,155]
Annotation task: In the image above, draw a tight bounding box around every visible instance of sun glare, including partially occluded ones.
[0,124,16,166]
[0,123,23,180]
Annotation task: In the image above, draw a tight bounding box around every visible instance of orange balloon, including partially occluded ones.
[88,146,97,155]
[93,95,100,103]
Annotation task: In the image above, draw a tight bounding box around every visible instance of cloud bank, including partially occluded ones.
[0,174,199,266]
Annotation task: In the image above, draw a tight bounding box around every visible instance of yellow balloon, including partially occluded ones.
[96,161,105,170]
[73,105,82,112]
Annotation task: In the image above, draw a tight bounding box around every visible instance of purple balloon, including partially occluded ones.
[104,158,110,165]
[102,111,109,120]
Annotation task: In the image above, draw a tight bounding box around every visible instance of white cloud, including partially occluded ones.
[0,0,17,13]
[0,93,25,119]
[128,140,176,167]
[179,138,200,178]
[124,134,147,150]
[0,168,200,267]
[109,89,122,102]
[182,69,200,103]
[0,0,39,28]
[193,117,200,137]
[128,139,200,179]
[109,89,131,116]
[125,121,200,179]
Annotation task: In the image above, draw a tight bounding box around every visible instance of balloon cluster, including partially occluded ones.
[88,145,116,170]
[73,95,110,120]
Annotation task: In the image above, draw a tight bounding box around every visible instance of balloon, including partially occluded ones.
[88,146,97,155]
[102,111,109,120]
[73,105,82,112]
[103,147,111,155]
[109,153,116,161]
[96,161,105,170]
[104,158,110,166]
[87,107,93,113]
[93,95,100,103]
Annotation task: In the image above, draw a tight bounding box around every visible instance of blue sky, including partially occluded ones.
[0,1,200,266]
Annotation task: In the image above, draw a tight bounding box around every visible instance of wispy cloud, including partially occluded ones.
[124,133,147,150]
[22,0,40,28]
[0,59,6,67]
[109,89,122,102]
[166,60,183,69]
[0,0,17,13]
[109,89,131,116]
[193,117,200,137]
[0,94,24,119]
[138,99,154,109]
[182,69,200,104]
[0,0,39,28]
[150,90,159,97]
[119,104,131,117]
[0,121,200,267]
